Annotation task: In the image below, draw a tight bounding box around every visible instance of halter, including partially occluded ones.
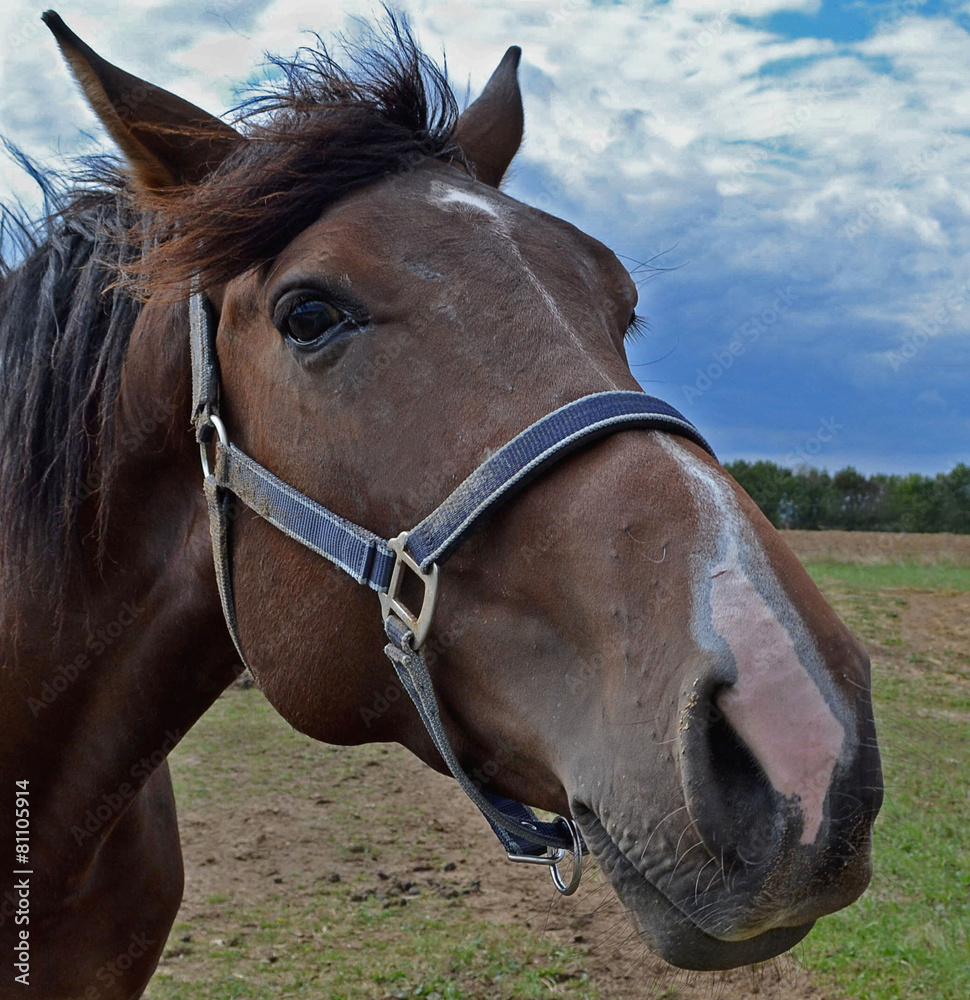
[189,291,714,895]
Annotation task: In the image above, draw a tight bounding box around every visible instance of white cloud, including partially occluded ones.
[1,0,968,469]
[7,1,970,300]
[674,0,821,13]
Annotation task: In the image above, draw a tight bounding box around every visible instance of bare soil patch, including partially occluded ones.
[154,690,840,1000]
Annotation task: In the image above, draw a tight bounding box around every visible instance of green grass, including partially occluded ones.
[151,903,594,1000]
[796,709,969,999]
[803,560,970,592]
[794,564,970,1000]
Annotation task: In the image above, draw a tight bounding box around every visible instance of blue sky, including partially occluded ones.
[2,0,968,475]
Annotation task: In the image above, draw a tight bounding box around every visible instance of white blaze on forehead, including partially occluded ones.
[426,179,619,389]
[433,187,502,219]
[659,438,846,846]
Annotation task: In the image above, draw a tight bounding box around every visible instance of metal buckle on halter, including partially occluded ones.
[379,532,439,649]
[199,413,229,478]
[506,817,584,895]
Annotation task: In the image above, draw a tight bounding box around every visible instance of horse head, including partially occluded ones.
[41,11,882,972]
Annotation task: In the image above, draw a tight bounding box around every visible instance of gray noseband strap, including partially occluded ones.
[188,290,715,892]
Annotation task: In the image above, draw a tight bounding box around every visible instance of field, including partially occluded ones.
[147,531,970,1000]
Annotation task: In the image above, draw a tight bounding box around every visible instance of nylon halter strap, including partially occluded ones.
[188,290,715,895]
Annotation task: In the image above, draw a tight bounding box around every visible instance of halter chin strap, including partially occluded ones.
[188,290,715,894]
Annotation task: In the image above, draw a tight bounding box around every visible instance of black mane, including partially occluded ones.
[0,19,460,599]
[0,167,139,597]
[136,17,461,290]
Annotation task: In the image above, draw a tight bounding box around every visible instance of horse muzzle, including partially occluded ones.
[572,801,817,970]
[567,650,881,970]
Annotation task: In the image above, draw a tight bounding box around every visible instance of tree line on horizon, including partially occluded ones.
[724,461,970,533]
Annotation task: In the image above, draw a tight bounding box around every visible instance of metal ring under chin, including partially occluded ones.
[550,818,584,895]
[506,817,584,896]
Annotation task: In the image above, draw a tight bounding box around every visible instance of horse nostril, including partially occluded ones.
[707,704,767,807]
[682,691,780,867]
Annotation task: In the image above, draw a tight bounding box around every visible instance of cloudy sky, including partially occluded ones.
[2,0,969,474]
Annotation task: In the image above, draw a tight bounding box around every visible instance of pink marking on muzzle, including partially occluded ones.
[710,558,845,845]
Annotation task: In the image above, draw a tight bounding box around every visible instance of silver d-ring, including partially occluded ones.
[199,413,229,478]
[550,819,584,895]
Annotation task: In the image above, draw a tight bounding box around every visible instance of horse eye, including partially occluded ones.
[282,299,346,346]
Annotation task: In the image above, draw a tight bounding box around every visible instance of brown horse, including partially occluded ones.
[0,12,882,998]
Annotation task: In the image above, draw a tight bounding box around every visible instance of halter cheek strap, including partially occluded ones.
[189,290,715,894]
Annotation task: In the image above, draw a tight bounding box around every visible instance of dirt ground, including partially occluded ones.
[153,531,970,999]
[162,717,832,1000]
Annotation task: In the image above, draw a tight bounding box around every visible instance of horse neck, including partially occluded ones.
[2,296,238,872]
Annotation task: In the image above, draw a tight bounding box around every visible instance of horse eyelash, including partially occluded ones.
[625,312,648,344]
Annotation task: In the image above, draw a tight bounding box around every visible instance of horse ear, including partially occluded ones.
[42,10,239,191]
[453,46,524,188]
